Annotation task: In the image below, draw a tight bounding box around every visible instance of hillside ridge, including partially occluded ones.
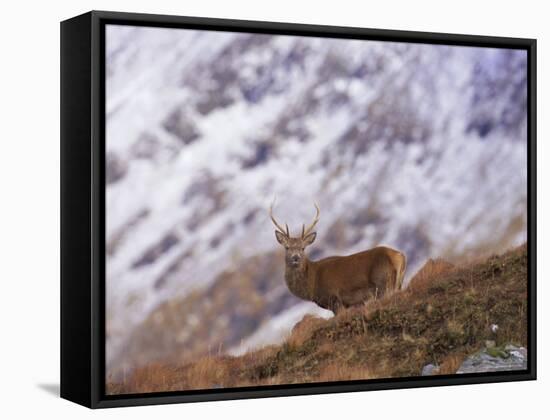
[107,243,527,394]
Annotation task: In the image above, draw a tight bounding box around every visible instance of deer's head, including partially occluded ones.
[270,202,320,268]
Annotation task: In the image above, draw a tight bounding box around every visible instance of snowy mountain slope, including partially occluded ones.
[105,25,527,375]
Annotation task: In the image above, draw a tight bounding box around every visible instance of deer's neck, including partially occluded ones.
[284,260,315,301]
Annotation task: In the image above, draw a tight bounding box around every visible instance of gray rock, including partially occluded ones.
[421,363,440,376]
[485,340,496,348]
[456,345,527,374]
[505,344,527,360]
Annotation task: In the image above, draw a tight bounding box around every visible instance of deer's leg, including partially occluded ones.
[327,295,344,314]
[340,287,371,307]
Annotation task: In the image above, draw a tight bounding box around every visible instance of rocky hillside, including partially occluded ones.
[106,244,528,394]
[105,25,528,377]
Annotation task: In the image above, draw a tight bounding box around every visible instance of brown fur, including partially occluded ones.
[283,245,406,313]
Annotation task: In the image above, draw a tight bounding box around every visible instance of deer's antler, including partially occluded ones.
[302,202,320,238]
[270,200,289,237]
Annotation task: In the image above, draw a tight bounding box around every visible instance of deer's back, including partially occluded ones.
[312,246,405,300]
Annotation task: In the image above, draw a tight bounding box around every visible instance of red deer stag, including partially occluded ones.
[270,202,406,313]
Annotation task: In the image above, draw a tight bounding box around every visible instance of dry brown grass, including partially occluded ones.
[438,353,464,375]
[107,243,528,394]
[408,258,455,293]
[106,358,226,394]
[287,315,327,348]
[317,361,373,382]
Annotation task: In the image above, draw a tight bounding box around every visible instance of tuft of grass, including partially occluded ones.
[107,243,528,394]
[287,315,328,348]
[408,258,455,293]
[317,361,373,382]
[438,353,464,375]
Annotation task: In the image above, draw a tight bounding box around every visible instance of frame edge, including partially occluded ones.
[60,11,94,408]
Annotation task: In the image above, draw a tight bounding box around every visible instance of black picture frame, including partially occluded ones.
[60,10,537,409]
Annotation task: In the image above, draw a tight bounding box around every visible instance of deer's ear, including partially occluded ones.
[303,232,316,246]
[275,231,288,245]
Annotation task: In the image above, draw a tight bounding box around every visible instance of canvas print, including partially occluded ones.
[104,24,528,394]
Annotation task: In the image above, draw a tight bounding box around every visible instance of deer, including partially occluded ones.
[270,202,406,314]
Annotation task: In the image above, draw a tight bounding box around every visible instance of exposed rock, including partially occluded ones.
[106,208,150,256]
[131,232,180,269]
[162,107,201,145]
[241,140,273,169]
[106,152,127,185]
[131,132,163,160]
[456,345,527,374]
[421,363,440,376]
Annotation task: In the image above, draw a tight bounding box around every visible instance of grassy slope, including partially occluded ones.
[107,244,527,394]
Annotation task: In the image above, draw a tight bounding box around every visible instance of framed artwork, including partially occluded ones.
[60,10,536,408]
